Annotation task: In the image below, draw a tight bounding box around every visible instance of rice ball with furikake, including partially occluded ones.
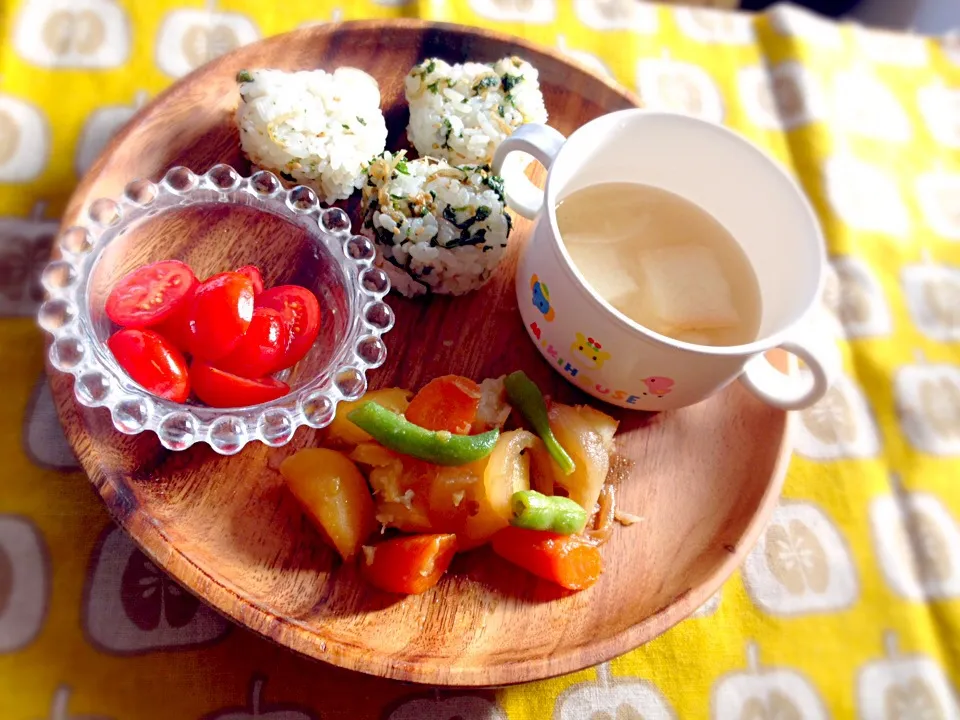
[361,151,513,297]
[405,56,548,165]
[236,67,387,203]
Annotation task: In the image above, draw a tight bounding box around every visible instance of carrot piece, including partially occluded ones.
[405,375,482,435]
[360,534,458,595]
[491,526,602,591]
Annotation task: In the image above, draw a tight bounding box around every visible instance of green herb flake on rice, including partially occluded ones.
[360,151,513,298]
[404,56,548,166]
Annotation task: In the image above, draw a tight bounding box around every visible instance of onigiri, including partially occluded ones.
[361,151,513,297]
[236,67,388,203]
[405,56,548,166]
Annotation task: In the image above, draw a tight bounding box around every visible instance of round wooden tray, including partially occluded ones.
[50,20,792,686]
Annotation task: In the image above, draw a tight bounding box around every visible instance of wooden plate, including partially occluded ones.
[51,20,792,686]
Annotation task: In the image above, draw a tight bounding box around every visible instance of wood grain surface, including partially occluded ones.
[49,20,793,686]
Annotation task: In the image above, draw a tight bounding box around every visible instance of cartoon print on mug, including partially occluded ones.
[856,631,960,720]
[155,3,260,79]
[642,376,674,396]
[526,321,648,404]
[870,474,960,601]
[574,0,659,33]
[0,90,50,183]
[0,515,50,653]
[202,675,318,720]
[737,61,825,131]
[894,354,960,456]
[710,641,829,720]
[553,662,677,720]
[915,170,960,241]
[742,500,859,616]
[83,524,231,654]
[13,0,130,69]
[917,84,960,149]
[571,333,610,370]
[467,0,556,24]
[531,274,555,322]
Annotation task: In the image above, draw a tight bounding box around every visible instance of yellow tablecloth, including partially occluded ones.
[3,1,960,717]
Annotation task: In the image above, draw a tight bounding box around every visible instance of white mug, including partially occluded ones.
[492,109,838,411]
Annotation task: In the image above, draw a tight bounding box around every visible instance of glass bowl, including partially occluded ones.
[39,165,394,455]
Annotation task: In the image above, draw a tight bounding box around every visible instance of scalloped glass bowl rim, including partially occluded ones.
[38,165,395,455]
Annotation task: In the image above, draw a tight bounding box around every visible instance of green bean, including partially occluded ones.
[347,402,498,466]
[504,370,575,475]
[510,490,588,534]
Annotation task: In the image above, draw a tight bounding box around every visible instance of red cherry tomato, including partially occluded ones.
[105,260,198,329]
[256,285,320,370]
[190,361,289,408]
[153,285,196,352]
[214,307,285,378]
[236,265,264,295]
[187,272,255,361]
[108,329,190,403]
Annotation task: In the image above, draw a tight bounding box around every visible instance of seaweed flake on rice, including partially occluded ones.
[405,56,548,166]
[236,67,388,203]
[361,151,513,297]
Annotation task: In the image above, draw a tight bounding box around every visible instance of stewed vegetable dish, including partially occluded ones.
[281,371,639,595]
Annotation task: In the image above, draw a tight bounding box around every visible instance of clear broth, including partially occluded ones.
[556,182,762,346]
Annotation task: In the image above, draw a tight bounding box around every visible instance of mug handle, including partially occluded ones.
[492,123,567,219]
[739,316,840,410]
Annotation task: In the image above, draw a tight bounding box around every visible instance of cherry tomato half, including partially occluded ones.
[153,285,196,353]
[105,260,198,329]
[190,361,289,408]
[214,307,285,379]
[256,285,320,371]
[187,272,255,361]
[236,265,264,295]
[108,329,190,403]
